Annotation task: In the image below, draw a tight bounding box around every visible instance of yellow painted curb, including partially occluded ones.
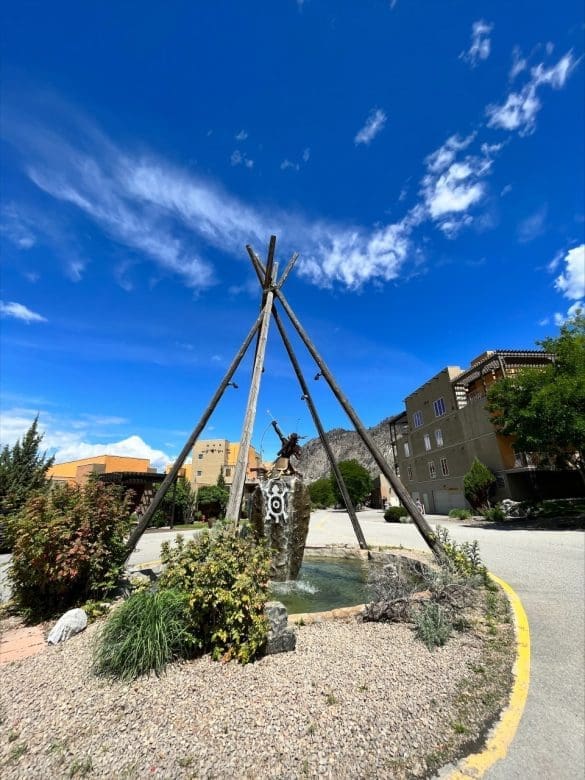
[448,573,531,779]
[128,559,161,571]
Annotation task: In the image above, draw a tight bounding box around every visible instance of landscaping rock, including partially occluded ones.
[265,600,296,654]
[47,608,88,645]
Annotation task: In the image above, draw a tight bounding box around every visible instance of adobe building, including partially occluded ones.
[48,455,157,486]
[389,350,583,514]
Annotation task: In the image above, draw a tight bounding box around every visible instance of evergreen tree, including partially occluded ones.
[0,416,54,516]
[463,458,495,509]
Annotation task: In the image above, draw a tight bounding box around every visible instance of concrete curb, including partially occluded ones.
[446,573,531,779]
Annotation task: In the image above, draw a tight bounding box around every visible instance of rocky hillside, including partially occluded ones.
[295,416,395,482]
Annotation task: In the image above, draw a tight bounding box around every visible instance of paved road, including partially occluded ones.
[307,509,585,780]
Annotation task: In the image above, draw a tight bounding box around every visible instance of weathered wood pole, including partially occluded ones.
[124,310,265,561]
[275,288,446,563]
[272,305,369,551]
[225,265,278,524]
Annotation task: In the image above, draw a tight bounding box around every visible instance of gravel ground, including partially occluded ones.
[0,610,512,780]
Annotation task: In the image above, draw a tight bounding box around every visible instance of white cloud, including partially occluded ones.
[421,136,499,229]
[460,20,493,67]
[487,52,575,134]
[0,300,47,323]
[554,300,584,327]
[235,130,248,141]
[302,148,311,162]
[555,244,585,300]
[280,159,300,171]
[509,47,527,80]
[53,434,171,470]
[517,205,547,243]
[354,108,387,146]
[0,408,171,471]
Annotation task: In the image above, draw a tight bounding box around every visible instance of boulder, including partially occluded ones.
[264,600,296,654]
[47,608,88,645]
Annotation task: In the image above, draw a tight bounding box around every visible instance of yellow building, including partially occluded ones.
[169,439,263,491]
[48,455,155,487]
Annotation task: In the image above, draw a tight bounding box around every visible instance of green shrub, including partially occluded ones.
[481,504,506,522]
[436,526,489,585]
[384,505,409,522]
[93,589,195,680]
[8,480,133,619]
[159,528,271,663]
[448,508,472,520]
[414,602,452,649]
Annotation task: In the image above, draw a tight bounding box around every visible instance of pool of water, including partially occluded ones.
[270,557,370,614]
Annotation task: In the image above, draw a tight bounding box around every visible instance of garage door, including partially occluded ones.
[434,490,466,515]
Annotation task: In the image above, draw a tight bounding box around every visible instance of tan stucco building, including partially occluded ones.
[389,350,573,514]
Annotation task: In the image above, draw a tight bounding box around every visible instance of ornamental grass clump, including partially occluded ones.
[414,602,452,650]
[93,589,195,680]
[159,527,271,663]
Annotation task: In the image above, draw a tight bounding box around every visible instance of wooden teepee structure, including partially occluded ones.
[125,236,445,564]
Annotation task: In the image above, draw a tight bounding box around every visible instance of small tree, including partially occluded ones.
[216,471,226,489]
[487,312,585,481]
[463,458,495,509]
[150,477,196,527]
[330,459,372,508]
[197,484,229,518]
[308,477,335,508]
[0,416,54,516]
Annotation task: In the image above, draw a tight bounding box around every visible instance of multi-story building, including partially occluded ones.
[168,440,263,491]
[48,455,156,486]
[389,349,581,514]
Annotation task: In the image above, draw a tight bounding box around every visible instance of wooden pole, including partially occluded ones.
[124,310,265,561]
[274,288,446,563]
[225,267,278,525]
[272,305,369,551]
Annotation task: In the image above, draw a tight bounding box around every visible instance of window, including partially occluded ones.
[433,397,446,417]
[435,429,443,446]
[428,461,436,479]
[407,465,413,480]
[423,434,431,451]
[196,470,202,477]
[403,442,410,457]
[440,457,449,476]
[413,410,424,428]
[198,453,203,459]
[224,468,231,477]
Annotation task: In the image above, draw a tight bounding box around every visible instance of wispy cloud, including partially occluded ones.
[235,129,248,141]
[460,20,493,67]
[0,204,36,249]
[1,53,578,293]
[0,300,47,323]
[354,108,387,146]
[509,46,527,80]
[280,147,311,172]
[230,149,254,169]
[487,51,576,135]
[517,205,547,243]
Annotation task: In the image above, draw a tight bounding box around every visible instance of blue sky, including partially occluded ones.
[1,0,584,469]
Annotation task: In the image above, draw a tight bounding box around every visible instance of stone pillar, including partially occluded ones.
[250,475,311,581]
